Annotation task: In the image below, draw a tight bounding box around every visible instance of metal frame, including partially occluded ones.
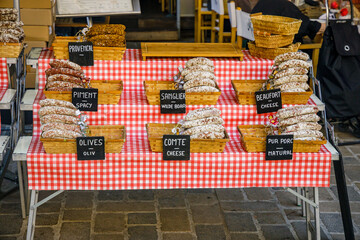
[0,137,15,199]
[15,110,341,240]
[286,187,321,240]
[6,48,26,148]
[327,123,355,239]
[0,45,25,199]
[305,64,355,239]
[13,136,32,219]
[26,190,64,240]
[21,171,337,240]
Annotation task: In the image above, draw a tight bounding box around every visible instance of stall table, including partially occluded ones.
[18,49,339,240]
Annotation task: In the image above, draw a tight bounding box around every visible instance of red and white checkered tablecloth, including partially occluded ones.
[0,58,9,89]
[26,50,332,190]
[37,49,273,91]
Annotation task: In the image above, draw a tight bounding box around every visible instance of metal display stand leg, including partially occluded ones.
[22,162,30,209]
[296,187,301,206]
[314,187,321,240]
[10,100,16,148]
[334,161,354,239]
[26,190,64,240]
[311,71,355,239]
[327,123,355,240]
[287,187,321,239]
[16,160,30,218]
[17,162,26,218]
[304,188,312,240]
[302,188,306,217]
[0,148,16,199]
[0,48,25,199]
[26,190,38,240]
[334,152,355,239]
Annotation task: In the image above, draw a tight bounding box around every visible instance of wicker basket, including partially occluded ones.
[146,123,229,153]
[248,42,301,60]
[253,32,295,48]
[238,125,327,153]
[44,80,123,105]
[231,80,312,105]
[144,81,221,105]
[0,42,23,58]
[52,36,126,61]
[41,125,126,154]
[251,15,302,35]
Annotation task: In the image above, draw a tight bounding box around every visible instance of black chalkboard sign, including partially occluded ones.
[265,135,294,160]
[255,89,282,114]
[163,135,190,161]
[68,42,94,66]
[160,90,186,114]
[76,136,105,160]
[72,88,98,112]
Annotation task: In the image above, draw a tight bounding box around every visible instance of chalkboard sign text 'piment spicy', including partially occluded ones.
[72,88,98,111]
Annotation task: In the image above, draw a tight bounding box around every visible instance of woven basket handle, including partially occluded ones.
[250,12,262,17]
[254,30,271,36]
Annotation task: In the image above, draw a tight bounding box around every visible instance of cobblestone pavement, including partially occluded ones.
[1,131,360,240]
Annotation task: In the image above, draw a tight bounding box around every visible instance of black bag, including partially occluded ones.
[317,2,360,119]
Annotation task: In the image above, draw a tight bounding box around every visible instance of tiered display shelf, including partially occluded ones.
[25,49,332,190]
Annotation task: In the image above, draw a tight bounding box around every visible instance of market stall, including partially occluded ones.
[11,47,340,240]
[0,0,355,238]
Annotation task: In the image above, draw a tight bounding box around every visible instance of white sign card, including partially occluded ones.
[236,10,255,41]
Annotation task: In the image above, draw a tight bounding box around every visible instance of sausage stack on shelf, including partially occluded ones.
[177,57,219,93]
[276,105,323,141]
[85,24,126,47]
[45,59,89,91]
[0,8,24,43]
[178,107,225,139]
[39,99,85,139]
[266,52,311,92]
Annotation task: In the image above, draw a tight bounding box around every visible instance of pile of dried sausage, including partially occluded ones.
[266,52,311,92]
[45,59,89,91]
[0,8,24,43]
[276,105,323,141]
[176,57,219,93]
[39,99,85,139]
[178,107,226,139]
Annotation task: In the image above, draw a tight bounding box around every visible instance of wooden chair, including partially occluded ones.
[299,34,323,76]
[161,0,176,14]
[227,1,237,44]
[210,0,230,43]
[194,0,212,42]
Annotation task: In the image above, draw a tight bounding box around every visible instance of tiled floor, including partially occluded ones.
[1,131,360,240]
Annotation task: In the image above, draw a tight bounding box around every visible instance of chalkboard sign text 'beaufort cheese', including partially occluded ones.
[255,89,282,114]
